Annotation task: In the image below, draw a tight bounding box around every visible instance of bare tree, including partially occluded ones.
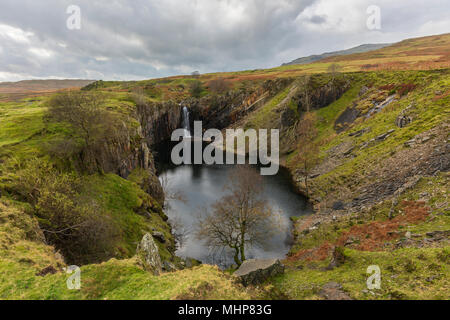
[294,112,319,197]
[130,87,148,106]
[161,174,188,248]
[297,75,312,112]
[169,216,190,249]
[196,166,279,266]
[327,63,343,100]
[160,174,186,204]
[327,63,343,80]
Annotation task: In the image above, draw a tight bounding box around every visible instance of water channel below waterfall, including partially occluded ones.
[158,163,311,267]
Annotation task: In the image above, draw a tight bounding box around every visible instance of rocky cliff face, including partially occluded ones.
[86,101,183,205]
[76,121,152,178]
[296,77,351,113]
[186,78,293,130]
[129,101,187,203]
[136,101,182,146]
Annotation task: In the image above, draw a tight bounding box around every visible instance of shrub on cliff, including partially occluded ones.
[11,159,118,264]
[188,80,204,98]
[208,78,231,94]
[46,91,129,174]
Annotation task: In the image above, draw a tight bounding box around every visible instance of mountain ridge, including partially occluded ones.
[282,43,392,66]
[0,79,95,93]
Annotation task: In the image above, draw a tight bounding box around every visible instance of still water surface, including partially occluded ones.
[159,163,311,266]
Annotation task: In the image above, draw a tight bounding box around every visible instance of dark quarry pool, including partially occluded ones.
[158,163,311,267]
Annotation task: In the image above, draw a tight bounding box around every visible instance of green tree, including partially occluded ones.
[47,91,128,173]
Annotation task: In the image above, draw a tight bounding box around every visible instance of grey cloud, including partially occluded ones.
[0,0,449,81]
[309,15,327,24]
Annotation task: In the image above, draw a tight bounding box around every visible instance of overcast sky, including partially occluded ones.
[0,0,449,82]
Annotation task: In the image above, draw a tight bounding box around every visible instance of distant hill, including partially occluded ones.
[0,79,95,93]
[282,43,392,66]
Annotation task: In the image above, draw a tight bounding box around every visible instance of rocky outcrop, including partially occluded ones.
[395,104,414,128]
[392,230,450,249]
[36,265,58,277]
[130,165,165,205]
[280,107,297,128]
[162,261,178,272]
[426,230,450,240]
[296,119,449,215]
[376,129,395,142]
[182,257,202,269]
[396,114,413,128]
[111,100,184,204]
[72,120,152,180]
[335,107,360,132]
[326,246,346,270]
[117,140,153,177]
[234,259,285,286]
[332,201,345,211]
[366,94,397,118]
[319,282,352,300]
[136,233,163,275]
[115,131,164,204]
[297,77,351,114]
[67,105,165,204]
[152,231,166,243]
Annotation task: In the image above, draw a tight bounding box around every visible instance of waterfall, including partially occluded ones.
[182,106,191,138]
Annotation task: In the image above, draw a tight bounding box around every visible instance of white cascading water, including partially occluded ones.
[182,106,191,138]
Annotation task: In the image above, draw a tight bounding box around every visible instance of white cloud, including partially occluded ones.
[28,47,54,58]
[418,19,450,36]
[95,56,109,62]
[0,71,34,82]
[0,24,33,43]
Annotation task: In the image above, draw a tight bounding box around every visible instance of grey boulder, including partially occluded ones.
[234,259,284,286]
[136,233,163,275]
